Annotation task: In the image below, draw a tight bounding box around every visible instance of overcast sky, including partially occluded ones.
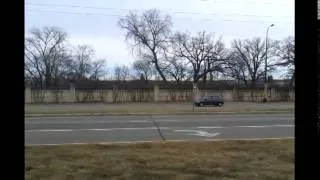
[25,0,294,78]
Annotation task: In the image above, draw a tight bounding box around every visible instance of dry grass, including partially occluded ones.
[25,139,294,180]
[25,102,294,115]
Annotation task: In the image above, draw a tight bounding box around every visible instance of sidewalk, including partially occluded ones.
[25,102,294,117]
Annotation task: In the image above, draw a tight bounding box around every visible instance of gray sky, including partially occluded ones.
[25,0,294,78]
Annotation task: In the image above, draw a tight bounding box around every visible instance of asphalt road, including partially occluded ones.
[25,113,294,145]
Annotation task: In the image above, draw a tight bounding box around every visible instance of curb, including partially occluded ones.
[25,110,294,117]
[26,137,294,146]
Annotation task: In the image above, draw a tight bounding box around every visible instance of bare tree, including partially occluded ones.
[25,26,69,89]
[164,56,188,84]
[114,65,130,81]
[171,31,226,111]
[171,31,226,86]
[229,37,278,88]
[118,9,172,81]
[132,59,154,81]
[73,45,94,79]
[275,36,295,86]
[223,50,249,86]
[90,59,106,80]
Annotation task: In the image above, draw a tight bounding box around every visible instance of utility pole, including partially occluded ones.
[264,24,275,102]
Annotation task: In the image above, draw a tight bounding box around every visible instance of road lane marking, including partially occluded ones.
[26,120,182,124]
[109,127,171,130]
[197,126,224,129]
[26,127,171,132]
[156,120,180,122]
[27,129,74,132]
[25,137,294,146]
[197,124,294,129]
[174,130,221,137]
[26,124,294,132]
[130,120,149,123]
[271,125,294,127]
[87,129,111,131]
[235,125,294,128]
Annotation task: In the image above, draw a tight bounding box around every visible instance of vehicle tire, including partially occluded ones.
[199,102,204,107]
[218,102,223,107]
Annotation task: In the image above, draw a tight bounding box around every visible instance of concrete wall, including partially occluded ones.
[76,90,113,103]
[25,86,295,104]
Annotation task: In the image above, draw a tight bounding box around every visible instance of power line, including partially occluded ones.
[204,0,291,6]
[38,0,292,6]
[27,9,119,16]
[26,3,128,11]
[26,9,294,24]
[25,3,293,19]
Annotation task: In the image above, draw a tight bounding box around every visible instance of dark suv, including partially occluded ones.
[194,96,224,107]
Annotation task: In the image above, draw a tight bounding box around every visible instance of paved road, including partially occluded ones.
[25,102,294,114]
[25,113,294,145]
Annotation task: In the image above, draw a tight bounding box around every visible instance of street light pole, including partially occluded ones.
[264,24,275,102]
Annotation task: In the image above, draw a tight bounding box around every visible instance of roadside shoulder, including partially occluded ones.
[25,110,294,118]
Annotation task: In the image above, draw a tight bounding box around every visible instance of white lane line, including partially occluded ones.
[26,124,294,132]
[87,129,111,131]
[197,124,294,129]
[25,137,294,146]
[156,120,180,122]
[26,120,181,125]
[130,120,149,123]
[27,129,74,132]
[106,127,171,130]
[218,137,294,141]
[235,125,294,128]
[26,127,171,132]
[174,130,221,137]
[272,125,295,127]
[130,119,181,122]
[197,126,224,129]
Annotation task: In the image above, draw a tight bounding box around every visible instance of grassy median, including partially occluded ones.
[25,139,294,180]
[25,102,294,115]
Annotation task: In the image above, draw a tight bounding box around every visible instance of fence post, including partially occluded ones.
[290,88,295,101]
[25,86,32,104]
[69,83,76,103]
[270,87,276,101]
[112,85,118,103]
[232,88,238,102]
[154,85,159,102]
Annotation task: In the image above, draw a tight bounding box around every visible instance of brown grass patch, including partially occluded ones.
[25,139,294,180]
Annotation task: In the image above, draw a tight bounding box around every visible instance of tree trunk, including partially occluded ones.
[154,63,166,82]
[210,72,213,82]
[202,74,207,84]
[192,81,200,112]
[45,76,52,89]
[290,71,295,87]
[251,79,256,89]
[250,79,256,102]
[153,52,166,82]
